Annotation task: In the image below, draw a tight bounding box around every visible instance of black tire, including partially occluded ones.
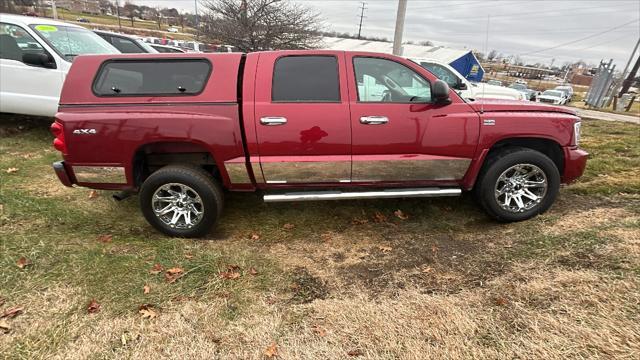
[474,147,560,222]
[139,164,223,238]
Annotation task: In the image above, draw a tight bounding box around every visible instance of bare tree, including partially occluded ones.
[201,0,322,51]
[487,49,498,61]
[123,2,138,27]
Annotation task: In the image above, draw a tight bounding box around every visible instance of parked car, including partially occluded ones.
[409,58,524,100]
[150,44,185,53]
[537,90,567,105]
[76,17,90,23]
[94,30,157,53]
[554,85,574,102]
[515,78,527,85]
[0,14,119,117]
[51,51,587,237]
[487,79,503,86]
[167,27,179,33]
[509,83,538,101]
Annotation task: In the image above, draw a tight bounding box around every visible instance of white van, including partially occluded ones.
[0,14,118,117]
[408,57,524,101]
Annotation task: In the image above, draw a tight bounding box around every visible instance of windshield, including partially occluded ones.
[543,90,563,97]
[31,24,118,61]
[509,83,526,90]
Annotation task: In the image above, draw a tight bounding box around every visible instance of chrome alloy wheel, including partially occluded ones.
[151,183,204,229]
[494,164,548,213]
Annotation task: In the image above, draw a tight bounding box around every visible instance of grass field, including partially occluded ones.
[1,115,639,359]
[44,9,197,41]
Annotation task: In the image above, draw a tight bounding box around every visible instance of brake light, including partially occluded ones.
[50,121,67,154]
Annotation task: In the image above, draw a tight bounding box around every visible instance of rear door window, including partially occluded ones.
[93,59,211,96]
[272,56,340,102]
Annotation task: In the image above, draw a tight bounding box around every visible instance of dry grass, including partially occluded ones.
[1,115,639,359]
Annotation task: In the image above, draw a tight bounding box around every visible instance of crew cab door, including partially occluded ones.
[252,52,351,185]
[346,54,479,184]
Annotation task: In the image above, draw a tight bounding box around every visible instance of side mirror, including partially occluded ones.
[22,53,56,69]
[457,79,468,90]
[432,79,452,105]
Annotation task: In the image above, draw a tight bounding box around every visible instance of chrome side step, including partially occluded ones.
[263,187,461,203]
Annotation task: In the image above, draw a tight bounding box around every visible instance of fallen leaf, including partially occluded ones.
[149,263,164,274]
[5,168,18,174]
[393,209,409,220]
[282,223,295,230]
[87,299,100,314]
[495,297,510,306]
[164,267,184,283]
[311,324,326,337]
[347,349,364,357]
[219,269,241,280]
[249,267,258,276]
[431,244,439,255]
[0,319,10,334]
[351,217,369,225]
[138,304,157,319]
[0,307,23,319]
[373,212,387,223]
[16,257,31,269]
[264,342,279,358]
[88,190,99,199]
[97,234,112,243]
[121,334,127,346]
[143,285,151,294]
[378,246,392,253]
[250,233,261,241]
[184,253,194,259]
[421,267,434,273]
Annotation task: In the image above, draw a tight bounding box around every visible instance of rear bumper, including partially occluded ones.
[53,161,74,187]
[562,147,589,183]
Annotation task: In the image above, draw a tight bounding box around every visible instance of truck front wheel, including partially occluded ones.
[475,147,560,222]
[139,165,223,237]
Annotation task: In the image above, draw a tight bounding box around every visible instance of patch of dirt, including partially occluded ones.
[289,267,329,304]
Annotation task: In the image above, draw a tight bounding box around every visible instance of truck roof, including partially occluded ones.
[0,13,85,28]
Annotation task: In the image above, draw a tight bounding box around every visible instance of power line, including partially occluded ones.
[520,18,640,56]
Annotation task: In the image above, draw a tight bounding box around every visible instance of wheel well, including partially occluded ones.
[487,138,564,173]
[133,142,220,187]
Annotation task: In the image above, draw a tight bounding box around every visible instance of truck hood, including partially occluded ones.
[468,98,577,116]
[471,83,523,99]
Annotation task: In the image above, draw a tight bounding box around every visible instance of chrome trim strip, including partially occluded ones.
[352,158,471,182]
[261,160,350,183]
[72,166,126,184]
[250,157,265,184]
[264,188,461,202]
[224,161,252,184]
[266,180,287,184]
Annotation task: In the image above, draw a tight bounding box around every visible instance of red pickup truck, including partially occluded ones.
[51,51,587,237]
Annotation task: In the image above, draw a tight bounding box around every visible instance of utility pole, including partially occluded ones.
[392,0,408,55]
[115,0,122,31]
[195,0,199,41]
[357,2,366,40]
[52,0,58,19]
[618,37,640,97]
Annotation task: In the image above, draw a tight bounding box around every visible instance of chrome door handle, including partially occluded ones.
[260,116,287,126]
[360,116,389,125]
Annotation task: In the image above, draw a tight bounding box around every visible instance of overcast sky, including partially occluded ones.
[132,0,640,67]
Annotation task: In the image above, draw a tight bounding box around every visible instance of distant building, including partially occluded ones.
[56,0,100,15]
[321,37,485,82]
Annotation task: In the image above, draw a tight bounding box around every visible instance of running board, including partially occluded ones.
[263,187,461,202]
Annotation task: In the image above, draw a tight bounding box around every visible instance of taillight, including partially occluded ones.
[50,121,67,154]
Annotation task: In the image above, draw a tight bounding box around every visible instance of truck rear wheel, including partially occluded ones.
[475,147,560,222]
[139,165,223,238]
